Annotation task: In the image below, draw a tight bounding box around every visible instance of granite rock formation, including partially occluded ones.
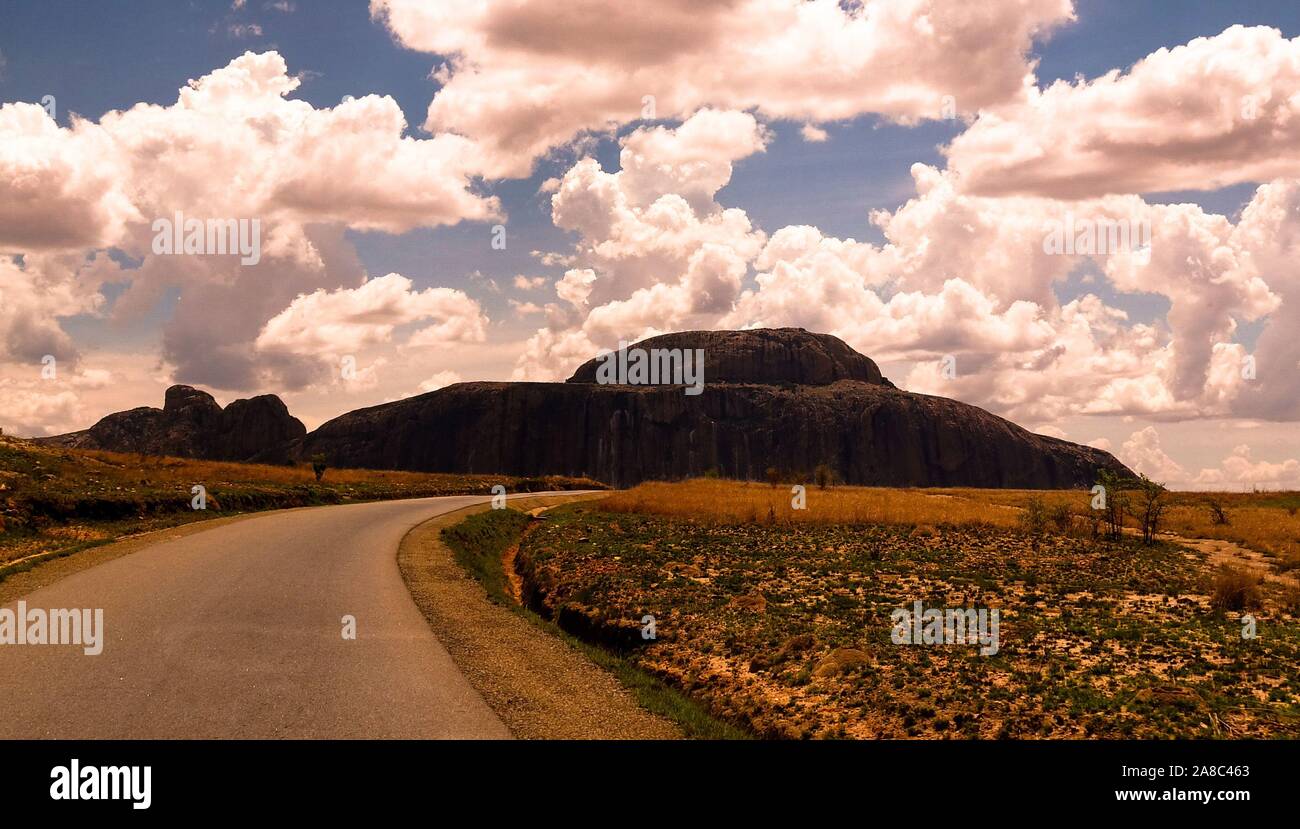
[38,385,305,464]
[299,329,1131,488]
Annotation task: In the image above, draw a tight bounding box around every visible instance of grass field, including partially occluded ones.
[506,479,1300,739]
[0,434,600,575]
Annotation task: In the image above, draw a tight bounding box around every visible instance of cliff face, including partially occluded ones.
[37,385,305,464]
[299,329,1130,488]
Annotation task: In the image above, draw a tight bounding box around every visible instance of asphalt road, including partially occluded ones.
[0,493,574,739]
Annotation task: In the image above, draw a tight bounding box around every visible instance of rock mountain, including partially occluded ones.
[304,329,1128,487]
[37,385,305,464]
[40,329,1131,488]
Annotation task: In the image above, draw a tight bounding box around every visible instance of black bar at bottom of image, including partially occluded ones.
[1,739,1283,815]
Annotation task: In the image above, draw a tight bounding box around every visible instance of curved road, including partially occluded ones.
[0,493,575,739]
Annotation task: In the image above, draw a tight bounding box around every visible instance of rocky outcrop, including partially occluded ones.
[299,329,1131,488]
[567,328,893,387]
[38,385,304,464]
[39,329,1132,487]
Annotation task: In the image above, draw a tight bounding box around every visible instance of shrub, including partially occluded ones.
[1205,498,1231,526]
[1210,566,1263,612]
[1019,496,1049,535]
[1049,503,1074,533]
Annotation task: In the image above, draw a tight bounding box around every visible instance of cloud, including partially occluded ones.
[0,385,83,437]
[554,268,596,309]
[1112,428,1300,490]
[0,255,102,364]
[512,110,769,377]
[417,370,462,393]
[800,124,829,143]
[511,326,599,382]
[510,300,544,316]
[373,0,1076,177]
[531,251,573,271]
[0,366,131,435]
[1194,444,1300,489]
[552,110,768,266]
[511,103,1300,424]
[513,275,547,291]
[228,23,264,39]
[0,51,501,391]
[726,163,1289,423]
[946,26,1300,198]
[1119,426,1187,482]
[0,104,138,252]
[0,351,172,437]
[2,49,501,245]
[1226,178,1300,421]
[615,108,772,213]
[255,273,488,357]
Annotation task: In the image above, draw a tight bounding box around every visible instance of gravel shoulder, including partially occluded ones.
[397,494,682,740]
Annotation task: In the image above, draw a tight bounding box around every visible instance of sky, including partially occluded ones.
[1,0,1299,490]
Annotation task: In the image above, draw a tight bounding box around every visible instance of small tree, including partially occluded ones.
[311,453,329,482]
[1126,473,1167,545]
[765,466,780,488]
[1095,468,1130,542]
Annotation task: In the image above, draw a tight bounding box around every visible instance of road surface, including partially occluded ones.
[0,493,576,739]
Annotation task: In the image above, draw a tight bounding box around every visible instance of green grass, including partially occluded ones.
[442,508,530,601]
[441,508,749,740]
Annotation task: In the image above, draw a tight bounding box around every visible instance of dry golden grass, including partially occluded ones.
[0,435,602,569]
[600,479,1028,527]
[77,449,483,487]
[601,480,1300,565]
[1161,497,1300,566]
